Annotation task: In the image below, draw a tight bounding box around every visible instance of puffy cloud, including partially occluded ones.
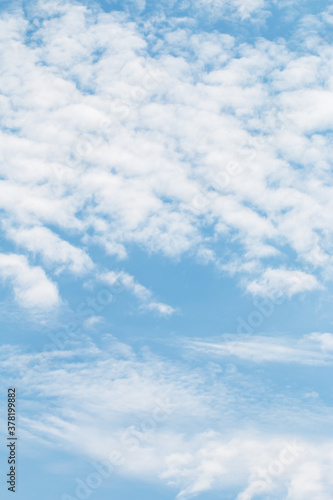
[4,225,93,274]
[246,268,322,298]
[0,0,333,306]
[0,253,60,310]
[146,301,176,315]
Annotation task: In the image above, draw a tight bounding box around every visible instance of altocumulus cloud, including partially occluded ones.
[1,0,333,310]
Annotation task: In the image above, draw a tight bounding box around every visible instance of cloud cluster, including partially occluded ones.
[1,0,333,311]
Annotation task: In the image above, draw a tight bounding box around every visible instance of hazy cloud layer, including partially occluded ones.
[1,339,332,499]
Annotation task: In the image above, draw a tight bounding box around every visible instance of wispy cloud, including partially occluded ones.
[99,270,176,315]
[1,339,333,499]
[186,332,333,365]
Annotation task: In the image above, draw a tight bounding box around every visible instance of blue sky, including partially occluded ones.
[1,0,333,499]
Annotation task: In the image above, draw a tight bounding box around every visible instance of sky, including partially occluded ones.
[0,0,333,499]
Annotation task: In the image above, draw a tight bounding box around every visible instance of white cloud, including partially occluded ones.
[146,301,176,315]
[0,1,333,305]
[1,2,332,498]
[186,332,333,365]
[100,271,151,301]
[0,253,60,310]
[83,315,103,329]
[4,225,93,275]
[195,0,267,20]
[1,339,333,499]
[307,332,333,351]
[247,268,322,298]
[99,270,176,315]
